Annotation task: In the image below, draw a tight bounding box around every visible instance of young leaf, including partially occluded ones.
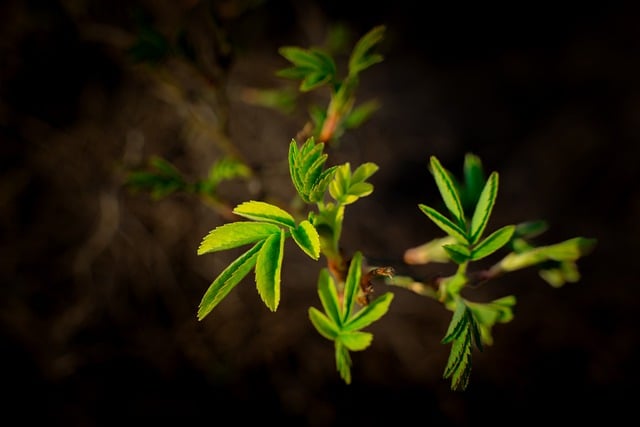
[430,156,465,226]
[329,162,378,205]
[418,204,469,244]
[467,296,516,346]
[277,47,337,92]
[469,171,499,244]
[291,220,320,260]
[443,244,471,264]
[461,153,485,211]
[442,299,468,344]
[443,326,473,391]
[255,229,285,311]
[338,331,373,351]
[343,99,381,129]
[539,261,581,288]
[348,25,385,76]
[309,166,339,203]
[197,222,280,255]
[470,224,515,261]
[309,307,340,340]
[233,200,296,228]
[317,269,343,326]
[335,340,353,384]
[342,251,363,322]
[498,237,596,272]
[343,292,394,331]
[197,242,263,320]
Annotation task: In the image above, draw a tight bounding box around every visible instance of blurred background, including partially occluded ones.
[1,1,638,425]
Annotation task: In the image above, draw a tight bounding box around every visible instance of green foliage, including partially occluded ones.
[196,200,320,318]
[308,252,394,384]
[127,24,597,392]
[398,153,595,390]
[277,25,386,144]
[126,155,250,205]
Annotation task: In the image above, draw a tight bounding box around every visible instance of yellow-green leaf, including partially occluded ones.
[418,204,468,244]
[255,230,284,311]
[309,307,339,340]
[197,222,280,255]
[469,171,499,244]
[291,220,320,260]
[470,224,515,261]
[233,200,295,228]
[430,156,465,226]
[338,331,373,351]
[343,292,394,331]
[197,242,262,320]
[317,269,342,326]
[342,251,363,322]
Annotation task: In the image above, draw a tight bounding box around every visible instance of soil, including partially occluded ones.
[1,1,638,425]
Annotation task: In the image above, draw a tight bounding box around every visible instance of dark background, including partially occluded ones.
[1,1,638,425]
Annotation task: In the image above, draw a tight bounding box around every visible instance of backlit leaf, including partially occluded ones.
[233,200,295,228]
[291,220,320,259]
[349,25,385,75]
[197,242,262,320]
[443,244,471,264]
[470,225,515,261]
[430,156,465,226]
[469,171,499,244]
[335,341,353,384]
[342,251,363,322]
[255,230,284,311]
[338,331,373,351]
[442,299,468,344]
[309,307,339,340]
[197,222,279,255]
[418,204,469,244]
[343,292,394,331]
[317,269,342,326]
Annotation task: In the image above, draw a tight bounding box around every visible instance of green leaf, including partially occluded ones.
[442,299,468,344]
[443,326,473,391]
[498,237,596,272]
[309,165,339,203]
[291,220,320,260]
[206,157,251,187]
[343,292,394,331]
[443,244,471,264]
[335,340,353,384]
[418,204,469,244]
[197,242,262,320]
[197,222,280,255]
[342,251,363,322]
[470,225,515,261]
[349,25,385,76]
[255,230,284,311]
[338,331,373,351]
[301,71,332,92]
[233,200,295,228]
[513,220,549,240]
[469,171,499,244]
[288,137,335,203]
[462,153,485,211]
[539,261,581,288]
[317,269,342,326]
[288,140,303,193]
[328,162,378,205]
[343,99,381,129]
[430,156,465,226]
[351,162,379,184]
[309,307,339,340]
